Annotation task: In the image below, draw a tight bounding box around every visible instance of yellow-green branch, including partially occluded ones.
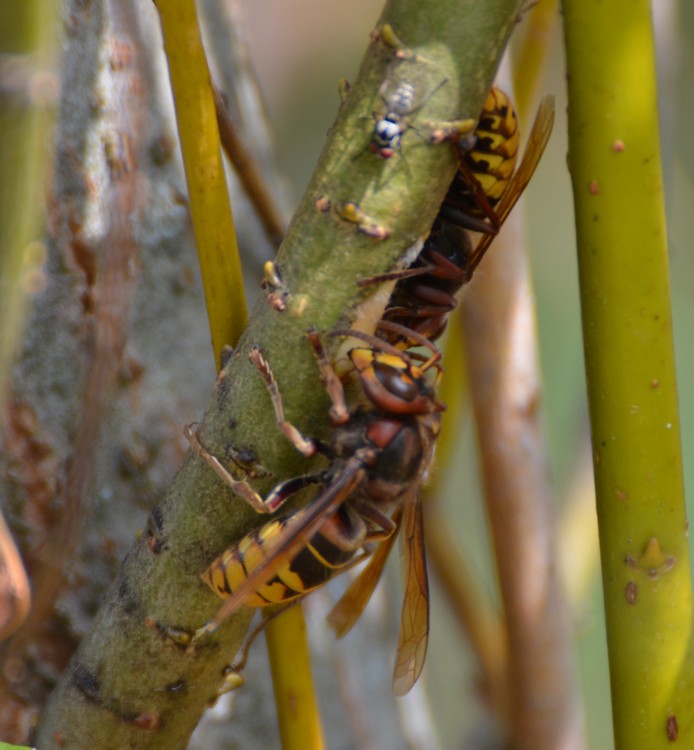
[154,0,247,363]
[563,1,694,747]
[266,607,326,750]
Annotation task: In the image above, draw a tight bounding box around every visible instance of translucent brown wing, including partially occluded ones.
[326,507,403,638]
[469,94,556,270]
[392,494,429,696]
[201,459,365,633]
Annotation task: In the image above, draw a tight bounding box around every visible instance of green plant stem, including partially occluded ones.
[154,0,247,362]
[36,1,522,747]
[266,607,325,750]
[563,1,694,747]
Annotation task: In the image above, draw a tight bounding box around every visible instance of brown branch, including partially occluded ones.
[214,88,286,248]
[460,211,585,748]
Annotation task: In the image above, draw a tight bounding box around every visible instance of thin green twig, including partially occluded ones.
[155,0,247,364]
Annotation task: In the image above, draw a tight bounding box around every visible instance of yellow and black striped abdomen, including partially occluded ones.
[202,509,360,608]
[463,87,520,206]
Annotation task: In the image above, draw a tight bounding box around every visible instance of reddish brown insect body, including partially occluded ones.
[188,329,443,694]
